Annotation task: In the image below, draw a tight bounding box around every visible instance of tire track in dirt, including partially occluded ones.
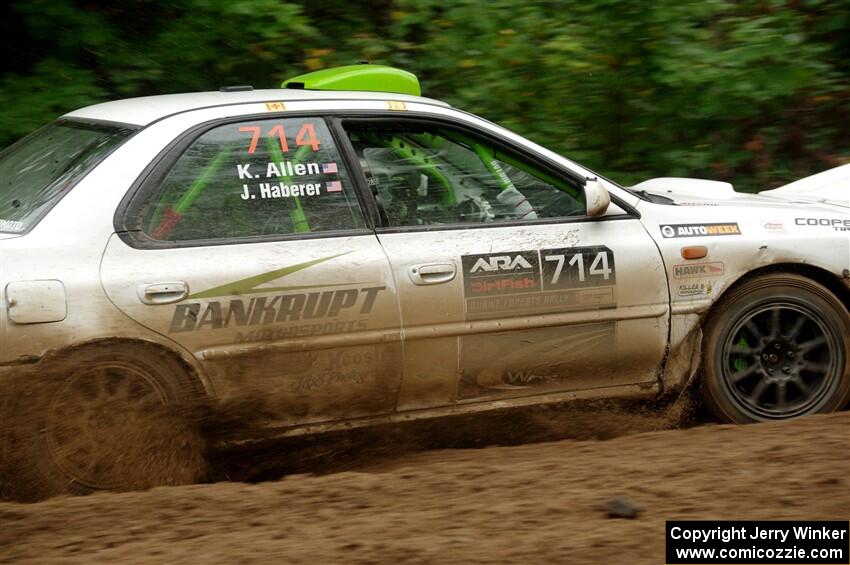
[0,411,846,564]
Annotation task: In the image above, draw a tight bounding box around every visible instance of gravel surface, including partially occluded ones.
[1,411,847,564]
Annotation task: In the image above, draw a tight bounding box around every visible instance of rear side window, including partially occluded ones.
[134,117,365,243]
[0,120,134,233]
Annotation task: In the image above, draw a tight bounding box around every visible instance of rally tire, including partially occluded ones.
[8,343,207,500]
[701,273,850,423]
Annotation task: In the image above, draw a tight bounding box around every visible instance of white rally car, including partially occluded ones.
[1,65,848,493]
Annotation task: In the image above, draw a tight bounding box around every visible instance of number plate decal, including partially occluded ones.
[541,246,616,290]
[460,246,617,320]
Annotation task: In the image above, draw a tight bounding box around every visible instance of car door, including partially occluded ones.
[100,114,402,427]
[337,114,669,410]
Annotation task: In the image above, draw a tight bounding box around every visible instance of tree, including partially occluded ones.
[1,0,848,191]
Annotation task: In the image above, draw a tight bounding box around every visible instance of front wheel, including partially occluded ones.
[701,274,850,423]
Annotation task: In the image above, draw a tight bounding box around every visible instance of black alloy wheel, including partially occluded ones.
[702,273,850,423]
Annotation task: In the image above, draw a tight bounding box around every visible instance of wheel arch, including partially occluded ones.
[35,337,212,399]
[667,262,849,392]
[713,263,850,316]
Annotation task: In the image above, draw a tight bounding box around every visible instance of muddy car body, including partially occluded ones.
[1,66,849,493]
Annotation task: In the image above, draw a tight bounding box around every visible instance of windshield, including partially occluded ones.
[0,120,135,233]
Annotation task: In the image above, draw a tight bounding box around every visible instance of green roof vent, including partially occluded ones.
[281,64,421,97]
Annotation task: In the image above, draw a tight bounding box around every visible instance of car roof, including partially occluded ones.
[63,88,451,127]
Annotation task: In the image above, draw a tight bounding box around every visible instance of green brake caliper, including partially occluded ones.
[733,337,750,372]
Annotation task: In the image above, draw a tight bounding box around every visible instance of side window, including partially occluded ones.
[136,117,365,242]
[342,121,585,228]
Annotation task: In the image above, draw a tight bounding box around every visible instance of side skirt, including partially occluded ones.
[220,381,660,447]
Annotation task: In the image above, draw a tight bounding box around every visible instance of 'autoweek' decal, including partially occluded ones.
[169,253,386,335]
[659,223,741,238]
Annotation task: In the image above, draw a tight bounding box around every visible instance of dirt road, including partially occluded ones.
[1,411,847,564]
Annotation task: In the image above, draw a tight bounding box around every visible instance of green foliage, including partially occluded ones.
[1,0,848,191]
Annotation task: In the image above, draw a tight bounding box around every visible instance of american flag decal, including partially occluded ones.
[325,181,342,193]
[322,162,338,174]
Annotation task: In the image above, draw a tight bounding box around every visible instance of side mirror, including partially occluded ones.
[584,177,611,217]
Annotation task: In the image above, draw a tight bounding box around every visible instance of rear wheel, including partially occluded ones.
[10,343,206,500]
[702,274,850,423]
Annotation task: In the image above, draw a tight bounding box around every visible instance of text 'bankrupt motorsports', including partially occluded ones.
[0,65,848,495]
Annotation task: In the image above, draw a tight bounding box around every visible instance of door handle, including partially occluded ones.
[137,281,189,305]
[409,263,456,285]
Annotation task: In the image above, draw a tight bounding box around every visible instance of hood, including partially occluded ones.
[632,176,848,213]
[632,177,737,200]
[758,164,850,208]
